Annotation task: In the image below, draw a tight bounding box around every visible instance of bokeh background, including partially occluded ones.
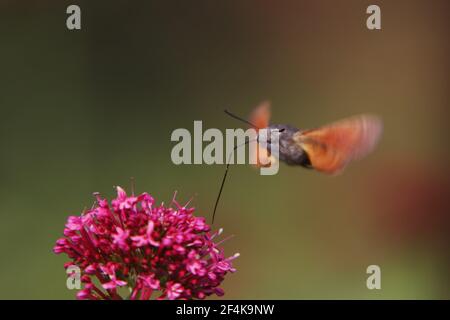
[0,0,449,299]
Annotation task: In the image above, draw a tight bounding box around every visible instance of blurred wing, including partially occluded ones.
[249,143,278,168]
[249,101,271,130]
[293,114,383,174]
[248,101,275,167]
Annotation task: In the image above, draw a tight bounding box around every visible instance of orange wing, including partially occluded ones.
[249,142,277,168]
[248,101,276,167]
[293,114,382,174]
[249,101,271,130]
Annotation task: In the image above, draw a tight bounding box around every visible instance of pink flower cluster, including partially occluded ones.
[54,187,238,300]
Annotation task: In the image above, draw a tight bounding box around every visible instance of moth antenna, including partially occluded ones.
[224,109,258,129]
[212,138,257,224]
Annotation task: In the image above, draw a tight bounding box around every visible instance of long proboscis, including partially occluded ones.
[212,109,286,224]
[211,139,256,224]
[212,109,260,224]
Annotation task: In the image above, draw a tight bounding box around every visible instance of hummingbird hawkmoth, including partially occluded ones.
[212,101,383,223]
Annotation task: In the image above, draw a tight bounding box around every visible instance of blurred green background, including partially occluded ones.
[0,0,449,299]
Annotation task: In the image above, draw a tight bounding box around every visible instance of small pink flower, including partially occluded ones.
[112,227,130,251]
[116,186,127,200]
[187,258,206,276]
[139,274,160,290]
[65,216,83,231]
[100,264,127,290]
[166,282,184,300]
[77,289,93,300]
[102,278,127,290]
[131,221,160,247]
